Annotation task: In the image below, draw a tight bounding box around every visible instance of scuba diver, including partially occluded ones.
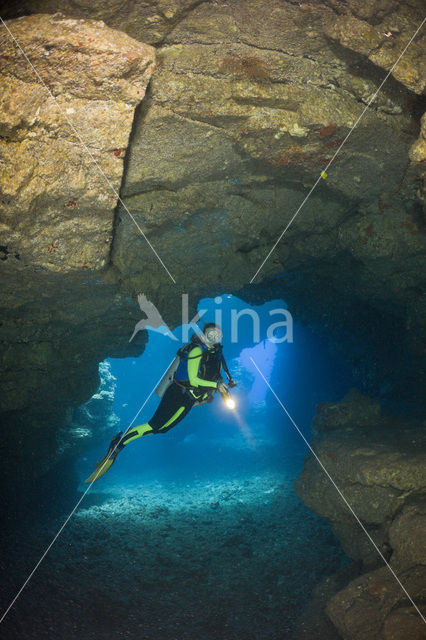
[86,323,236,483]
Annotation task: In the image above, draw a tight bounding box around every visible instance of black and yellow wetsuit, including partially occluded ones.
[121,341,223,445]
[85,340,226,483]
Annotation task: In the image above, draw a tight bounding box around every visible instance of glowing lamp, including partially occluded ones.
[225,397,236,410]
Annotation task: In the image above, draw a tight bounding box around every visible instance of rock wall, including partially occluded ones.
[0,3,425,508]
[56,360,120,463]
[295,392,426,639]
[0,14,153,503]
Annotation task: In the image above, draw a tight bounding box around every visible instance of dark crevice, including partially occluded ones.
[230,95,300,110]
[107,81,156,267]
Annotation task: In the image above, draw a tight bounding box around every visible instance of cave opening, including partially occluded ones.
[77,294,355,487]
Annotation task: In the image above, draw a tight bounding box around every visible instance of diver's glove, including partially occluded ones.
[228,379,237,388]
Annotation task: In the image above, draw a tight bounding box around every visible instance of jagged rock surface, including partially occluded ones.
[6,0,424,93]
[323,0,425,94]
[114,0,425,294]
[55,361,120,464]
[295,392,426,564]
[109,0,425,418]
[410,112,426,162]
[0,0,210,46]
[0,14,153,502]
[0,12,155,272]
[295,393,426,639]
[327,563,426,640]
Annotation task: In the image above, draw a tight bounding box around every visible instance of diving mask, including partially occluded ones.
[204,326,223,346]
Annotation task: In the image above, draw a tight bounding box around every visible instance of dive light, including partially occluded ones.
[219,384,236,410]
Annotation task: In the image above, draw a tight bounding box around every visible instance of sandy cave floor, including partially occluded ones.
[0,468,347,640]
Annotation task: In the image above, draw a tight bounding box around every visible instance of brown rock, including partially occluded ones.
[295,397,426,564]
[323,2,425,94]
[382,606,426,640]
[312,389,384,434]
[0,0,205,45]
[0,13,155,272]
[409,112,426,163]
[327,565,426,640]
[389,498,426,570]
[0,14,154,504]
[297,395,426,639]
[409,110,426,205]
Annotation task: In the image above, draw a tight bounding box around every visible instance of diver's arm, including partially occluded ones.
[221,353,236,387]
[187,346,219,389]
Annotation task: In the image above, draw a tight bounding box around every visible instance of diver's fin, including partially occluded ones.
[94,431,123,467]
[85,458,116,483]
[93,450,111,471]
[85,431,123,484]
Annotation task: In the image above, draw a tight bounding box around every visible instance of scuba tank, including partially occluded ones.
[155,356,180,398]
[155,337,203,398]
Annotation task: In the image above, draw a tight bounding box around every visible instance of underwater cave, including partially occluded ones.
[0,1,425,639]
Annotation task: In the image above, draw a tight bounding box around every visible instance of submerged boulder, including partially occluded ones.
[296,393,426,639]
[409,111,426,207]
[410,111,426,163]
[388,497,426,571]
[295,395,426,564]
[0,12,154,418]
[311,389,386,434]
[327,563,426,640]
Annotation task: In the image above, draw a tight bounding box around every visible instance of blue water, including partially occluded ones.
[78,295,354,485]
